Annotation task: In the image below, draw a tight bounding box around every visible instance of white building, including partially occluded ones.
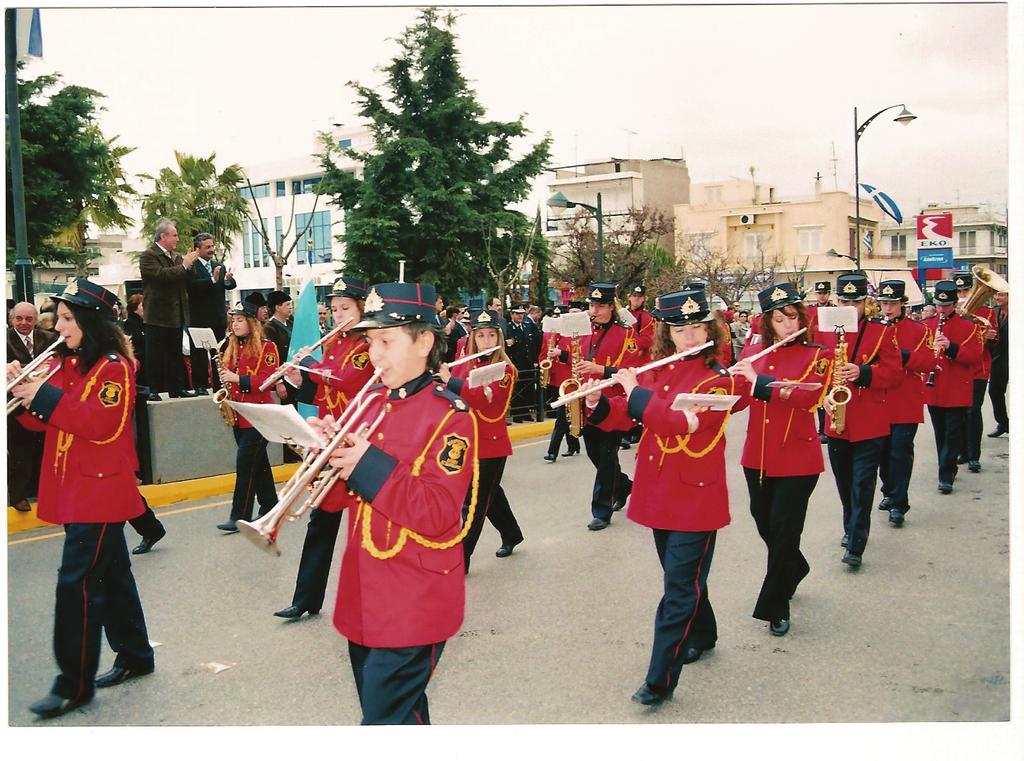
[226,126,370,301]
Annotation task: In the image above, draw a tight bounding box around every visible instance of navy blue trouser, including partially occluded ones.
[960,379,988,461]
[348,640,446,724]
[879,423,919,512]
[928,406,966,485]
[546,403,580,456]
[290,507,343,612]
[645,529,717,693]
[988,360,1008,430]
[743,469,817,622]
[128,496,165,541]
[827,436,884,557]
[461,456,523,569]
[52,523,153,701]
[230,427,278,522]
[582,425,632,522]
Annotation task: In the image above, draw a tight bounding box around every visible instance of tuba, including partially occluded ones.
[557,334,584,437]
[824,326,851,435]
[960,265,1009,327]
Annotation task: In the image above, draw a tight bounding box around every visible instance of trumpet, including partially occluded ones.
[7,337,65,415]
[258,318,355,392]
[550,341,715,410]
[824,327,851,434]
[237,370,383,555]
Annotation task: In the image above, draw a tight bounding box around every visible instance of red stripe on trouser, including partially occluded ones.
[665,533,713,689]
[77,523,108,700]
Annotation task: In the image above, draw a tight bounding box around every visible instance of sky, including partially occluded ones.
[18,0,1016,233]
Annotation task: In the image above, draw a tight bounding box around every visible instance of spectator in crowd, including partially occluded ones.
[921,303,937,320]
[262,290,293,361]
[525,304,543,353]
[245,291,269,322]
[730,310,751,362]
[434,293,447,327]
[488,296,504,318]
[185,232,235,392]
[444,303,469,362]
[7,301,58,511]
[138,218,200,399]
[37,312,55,331]
[715,307,734,365]
[318,303,330,335]
[506,305,537,422]
[988,290,1008,437]
[122,294,147,385]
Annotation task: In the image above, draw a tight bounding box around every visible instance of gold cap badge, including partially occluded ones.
[843,282,858,294]
[333,277,347,292]
[770,287,787,302]
[881,285,895,296]
[681,297,700,315]
[955,277,966,287]
[591,288,603,299]
[231,301,243,312]
[364,288,384,313]
[63,280,80,296]
[477,312,491,323]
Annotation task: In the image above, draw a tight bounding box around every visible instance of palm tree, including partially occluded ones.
[139,152,248,252]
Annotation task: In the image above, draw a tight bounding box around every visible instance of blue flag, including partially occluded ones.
[860,183,903,224]
[287,279,322,420]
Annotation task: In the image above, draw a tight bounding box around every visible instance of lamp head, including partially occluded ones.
[894,107,917,126]
[546,192,574,210]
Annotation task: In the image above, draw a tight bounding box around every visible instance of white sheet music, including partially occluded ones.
[618,307,637,327]
[817,306,859,333]
[226,401,327,448]
[187,327,219,351]
[670,393,741,412]
[467,361,507,388]
[557,311,592,336]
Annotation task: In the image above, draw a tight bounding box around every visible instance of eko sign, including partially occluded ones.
[916,213,955,270]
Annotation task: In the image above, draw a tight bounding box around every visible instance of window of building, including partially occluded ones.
[243,223,251,268]
[291,179,302,196]
[797,227,822,255]
[744,232,768,262]
[705,186,723,205]
[291,176,325,196]
[295,210,332,264]
[240,183,269,200]
[959,230,976,254]
[248,219,268,267]
[275,180,286,197]
[891,234,907,255]
[338,138,352,149]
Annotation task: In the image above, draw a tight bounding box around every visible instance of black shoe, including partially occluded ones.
[619,441,631,450]
[145,392,163,402]
[842,550,862,568]
[878,496,892,512]
[888,507,905,527]
[95,664,154,688]
[968,460,981,473]
[987,426,1007,438]
[631,683,673,706]
[840,533,849,548]
[543,453,557,463]
[565,447,580,456]
[131,529,166,555]
[956,454,967,464]
[273,605,319,619]
[587,518,610,531]
[193,387,209,396]
[681,643,715,664]
[938,482,953,495]
[29,692,92,718]
[217,521,239,533]
[819,433,829,444]
[769,619,790,637]
[12,498,32,512]
[495,538,523,558]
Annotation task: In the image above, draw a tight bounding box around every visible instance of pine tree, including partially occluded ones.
[318,8,551,297]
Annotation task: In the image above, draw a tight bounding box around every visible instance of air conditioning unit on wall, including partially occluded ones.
[739,213,756,225]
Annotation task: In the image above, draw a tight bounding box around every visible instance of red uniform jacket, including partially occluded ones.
[297,332,373,418]
[447,359,515,459]
[18,352,144,525]
[332,374,476,648]
[629,308,655,363]
[885,315,934,425]
[737,341,832,477]
[589,357,748,532]
[923,313,983,408]
[820,317,903,442]
[225,339,280,428]
[970,305,995,381]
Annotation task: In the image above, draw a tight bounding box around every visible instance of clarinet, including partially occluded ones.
[925,315,947,387]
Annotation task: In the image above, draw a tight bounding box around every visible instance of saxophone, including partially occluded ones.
[824,326,851,435]
[558,334,583,437]
[539,334,557,387]
[211,346,237,427]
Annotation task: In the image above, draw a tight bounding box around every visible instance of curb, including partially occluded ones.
[8,420,555,537]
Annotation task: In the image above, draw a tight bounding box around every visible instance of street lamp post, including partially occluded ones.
[548,191,605,281]
[854,104,917,270]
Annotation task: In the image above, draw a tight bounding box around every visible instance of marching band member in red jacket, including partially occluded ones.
[923,280,984,494]
[820,274,903,568]
[875,280,935,526]
[731,282,831,637]
[9,279,155,719]
[626,285,655,362]
[439,309,524,571]
[953,270,995,473]
[584,285,749,707]
[216,300,280,532]
[806,280,834,442]
[272,276,373,619]
[549,282,641,531]
[312,282,477,724]
[542,304,581,461]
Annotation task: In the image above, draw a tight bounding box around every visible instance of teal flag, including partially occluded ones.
[288,279,322,420]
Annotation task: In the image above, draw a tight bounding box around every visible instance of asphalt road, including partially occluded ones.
[5,406,1017,750]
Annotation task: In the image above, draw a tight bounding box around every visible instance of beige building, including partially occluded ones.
[545,157,690,256]
[879,202,1008,284]
[674,177,889,292]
